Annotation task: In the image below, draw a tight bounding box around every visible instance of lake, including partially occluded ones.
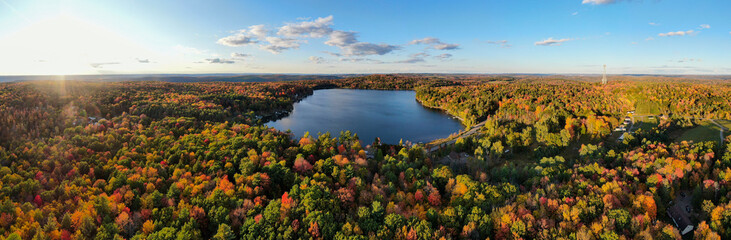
[266,89,464,145]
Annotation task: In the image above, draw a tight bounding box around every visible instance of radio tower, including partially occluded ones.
[601,64,607,85]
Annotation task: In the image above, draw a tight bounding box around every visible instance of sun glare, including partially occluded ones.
[0,14,153,75]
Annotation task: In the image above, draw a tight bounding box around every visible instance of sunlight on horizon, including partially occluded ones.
[0,13,157,75]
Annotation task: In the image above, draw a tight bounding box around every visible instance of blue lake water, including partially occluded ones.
[266,89,464,144]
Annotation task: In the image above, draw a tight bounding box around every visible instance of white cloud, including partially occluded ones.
[325,30,399,56]
[658,30,695,37]
[322,51,342,57]
[675,58,702,63]
[248,25,268,38]
[136,58,150,63]
[395,57,425,64]
[433,43,460,50]
[485,40,511,48]
[231,53,250,58]
[645,37,655,41]
[699,24,711,29]
[340,42,400,56]
[582,0,617,5]
[649,22,659,26]
[205,58,236,64]
[572,12,579,16]
[410,37,460,50]
[339,58,383,64]
[435,53,452,60]
[309,56,325,64]
[216,16,403,56]
[277,15,334,38]
[90,62,119,68]
[260,37,300,54]
[217,25,269,48]
[325,31,358,47]
[411,52,430,58]
[410,37,441,45]
[216,31,257,46]
[534,37,572,46]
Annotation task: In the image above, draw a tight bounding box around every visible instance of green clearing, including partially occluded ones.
[719,120,731,129]
[676,120,723,144]
[635,99,663,115]
[718,120,731,138]
[720,120,731,128]
[633,115,659,131]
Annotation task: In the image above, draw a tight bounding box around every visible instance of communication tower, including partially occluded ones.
[602,64,607,85]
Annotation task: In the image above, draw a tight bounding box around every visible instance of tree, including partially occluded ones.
[148,227,177,240]
[95,223,120,240]
[142,220,155,235]
[608,209,631,231]
[79,215,97,239]
[115,212,134,237]
[213,224,235,240]
[177,220,202,240]
[60,213,73,231]
[427,191,441,206]
[6,233,22,240]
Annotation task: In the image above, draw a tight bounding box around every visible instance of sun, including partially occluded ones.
[0,14,153,75]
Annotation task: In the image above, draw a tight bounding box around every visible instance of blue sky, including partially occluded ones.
[0,0,729,75]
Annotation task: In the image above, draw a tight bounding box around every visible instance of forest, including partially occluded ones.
[1,75,731,240]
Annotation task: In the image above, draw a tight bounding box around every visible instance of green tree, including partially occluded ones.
[608,209,631,230]
[148,227,177,240]
[212,224,235,240]
[79,215,98,239]
[6,233,22,240]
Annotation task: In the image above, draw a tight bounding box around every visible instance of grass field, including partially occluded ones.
[676,120,724,144]
[635,99,663,115]
[720,120,731,128]
[718,120,731,138]
[633,115,659,131]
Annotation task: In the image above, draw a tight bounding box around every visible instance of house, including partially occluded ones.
[618,134,625,142]
[667,202,694,235]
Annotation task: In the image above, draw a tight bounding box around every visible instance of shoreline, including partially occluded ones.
[415,97,467,125]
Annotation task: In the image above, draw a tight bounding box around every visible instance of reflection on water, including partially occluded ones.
[266,89,464,144]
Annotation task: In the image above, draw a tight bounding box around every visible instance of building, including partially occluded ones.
[614,126,626,132]
[667,202,694,235]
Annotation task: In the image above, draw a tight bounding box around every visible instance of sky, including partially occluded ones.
[0,0,729,75]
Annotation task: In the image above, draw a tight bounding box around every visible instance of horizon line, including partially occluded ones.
[2,72,731,77]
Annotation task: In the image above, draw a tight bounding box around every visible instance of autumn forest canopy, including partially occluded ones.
[1,74,731,240]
